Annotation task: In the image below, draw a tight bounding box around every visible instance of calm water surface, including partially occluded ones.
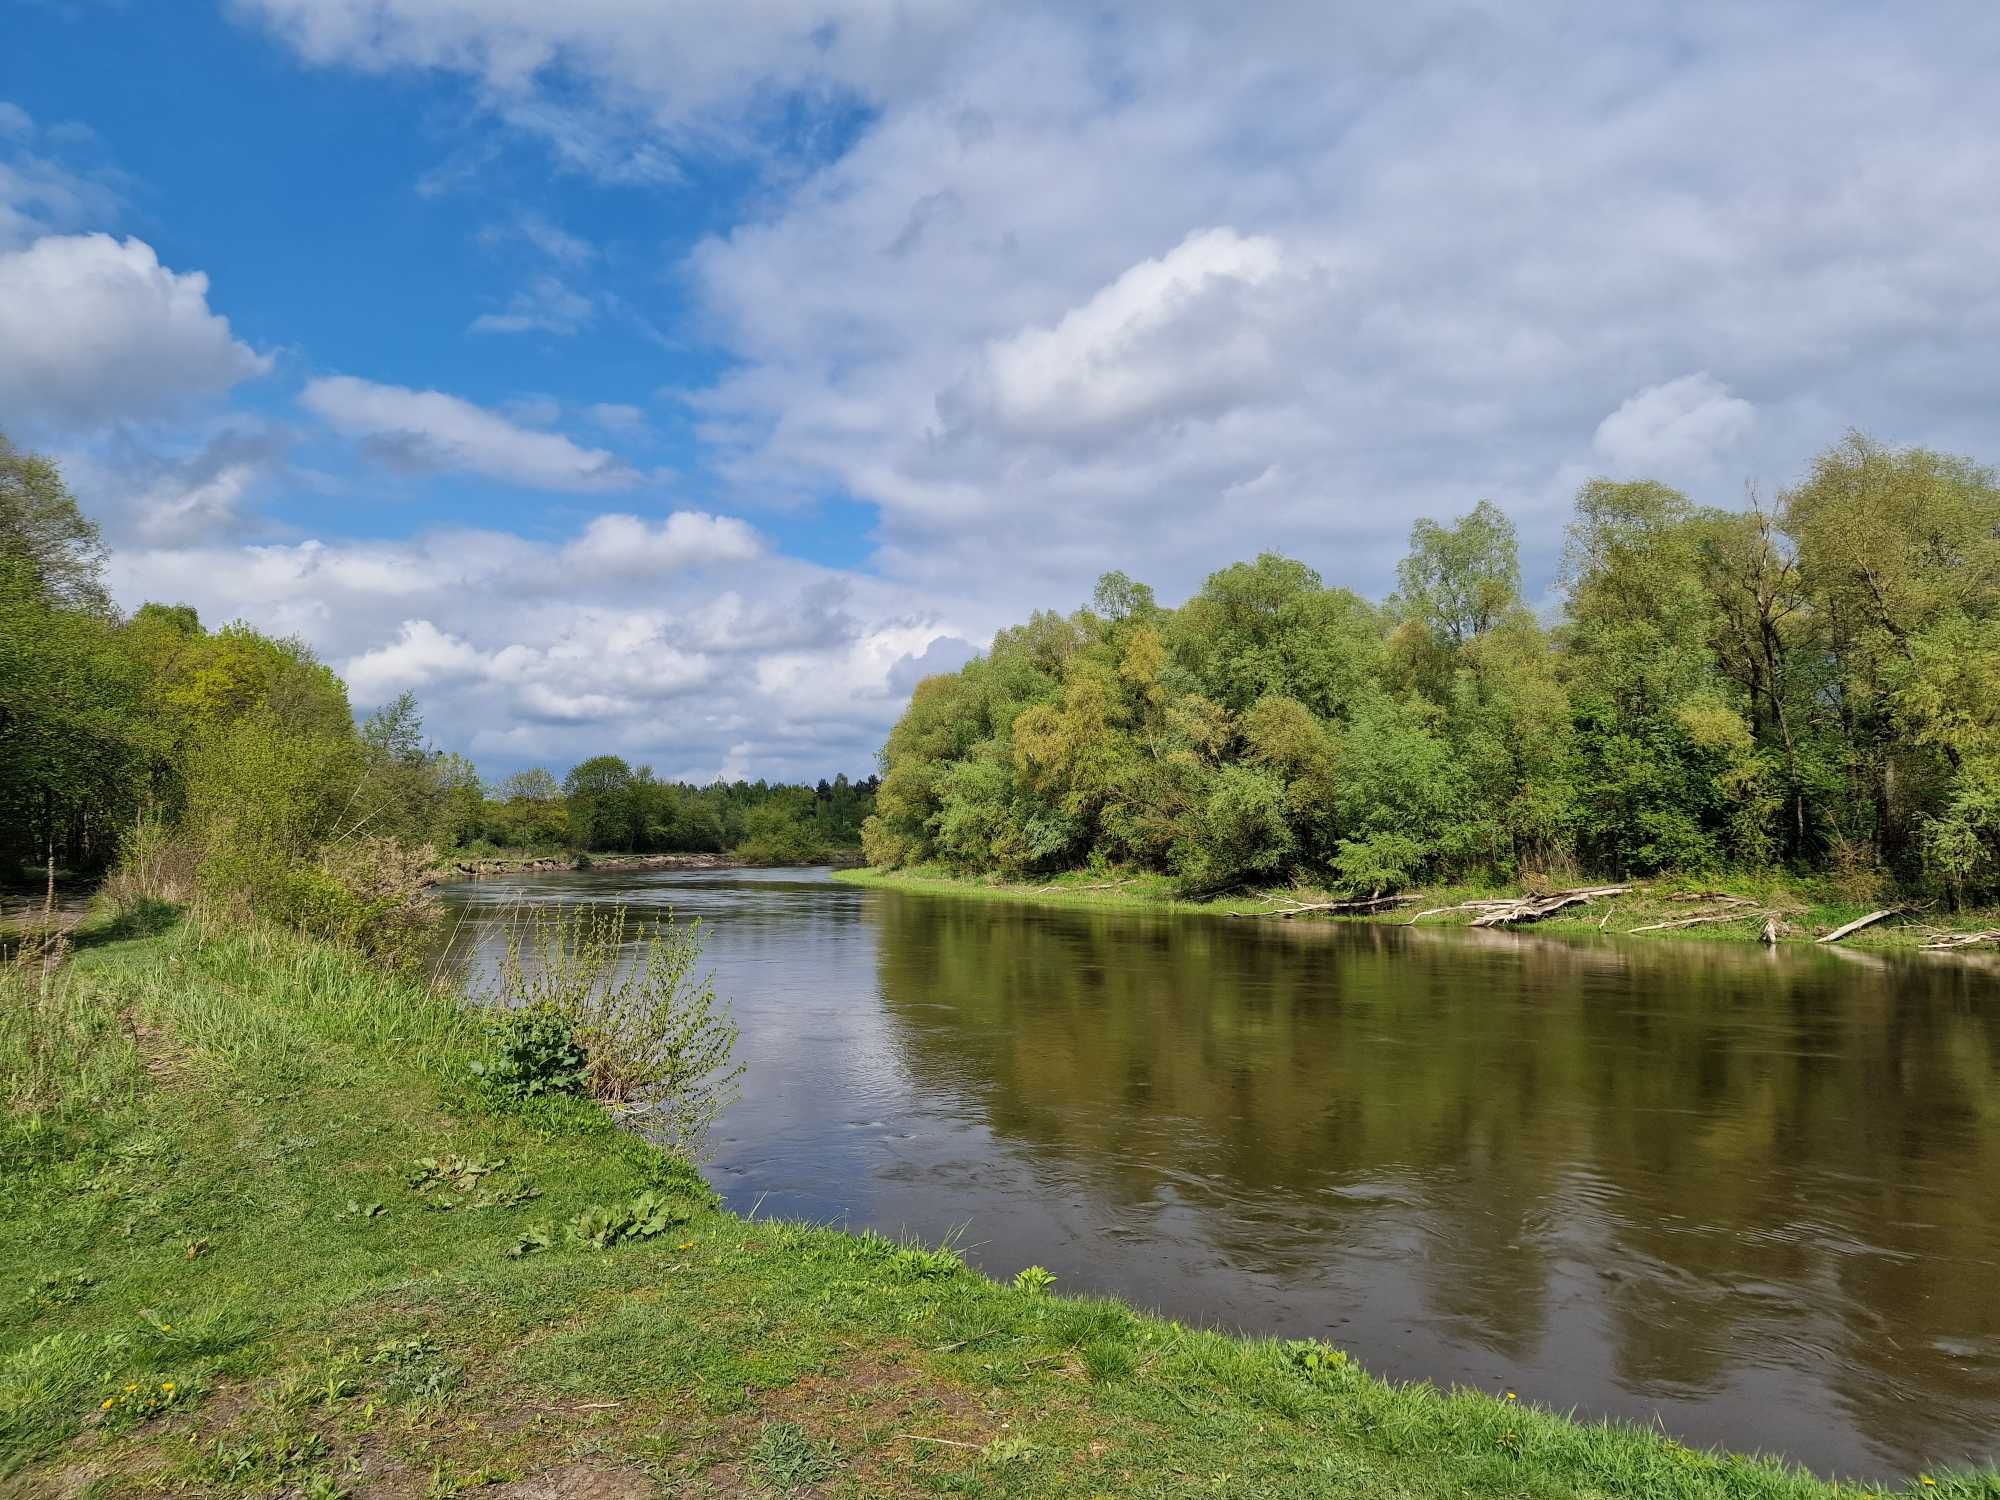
[438,867,2000,1482]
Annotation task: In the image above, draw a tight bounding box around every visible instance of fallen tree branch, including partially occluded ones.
[1919,929,2000,950]
[1469,885,1633,927]
[1263,894,1419,917]
[1816,908,1905,944]
[1404,900,1516,924]
[1628,909,1772,934]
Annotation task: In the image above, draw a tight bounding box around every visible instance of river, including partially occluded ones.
[437,865,2000,1483]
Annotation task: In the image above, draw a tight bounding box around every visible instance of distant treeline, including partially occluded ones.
[865,434,2000,905]
[470,758,879,862]
[1,430,871,952]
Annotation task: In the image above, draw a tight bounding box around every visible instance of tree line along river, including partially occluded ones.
[437,865,2000,1485]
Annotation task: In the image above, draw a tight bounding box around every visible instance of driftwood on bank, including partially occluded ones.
[1242,893,1420,918]
[1919,929,2000,951]
[1467,885,1633,927]
[1816,908,1905,944]
[1628,911,1752,933]
[1627,894,1789,935]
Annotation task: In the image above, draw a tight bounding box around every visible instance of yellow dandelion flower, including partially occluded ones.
[102,1398,115,1409]
[1504,1392,1517,1402]
[162,1382,175,1392]
[125,1383,138,1393]
[1920,1480,1936,1489]
[159,1323,171,1331]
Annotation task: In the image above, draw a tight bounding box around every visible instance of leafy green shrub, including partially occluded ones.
[1012,1265,1057,1295]
[1278,1339,1354,1386]
[471,1004,586,1102]
[486,907,741,1153]
[889,1244,963,1281]
[564,1191,690,1250]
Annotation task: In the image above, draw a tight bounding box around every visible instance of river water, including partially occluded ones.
[437,866,2000,1482]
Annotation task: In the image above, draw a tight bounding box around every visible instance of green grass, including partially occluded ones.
[3,915,1993,1498]
[835,864,2000,950]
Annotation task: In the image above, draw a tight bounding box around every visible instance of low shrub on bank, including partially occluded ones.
[484,907,741,1151]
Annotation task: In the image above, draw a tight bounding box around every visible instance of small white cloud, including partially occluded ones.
[301,374,640,491]
[561,511,763,576]
[962,227,1308,442]
[0,103,32,137]
[469,273,594,335]
[344,619,487,702]
[1592,373,1756,474]
[0,234,270,430]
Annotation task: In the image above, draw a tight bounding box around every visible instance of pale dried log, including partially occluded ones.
[1469,885,1633,928]
[1263,894,1419,917]
[1628,909,1770,934]
[1919,929,2000,950]
[1404,901,1514,924]
[1816,908,1905,944]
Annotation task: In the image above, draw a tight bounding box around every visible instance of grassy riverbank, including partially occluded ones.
[3,921,1989,1498]
[834,866,2000,951]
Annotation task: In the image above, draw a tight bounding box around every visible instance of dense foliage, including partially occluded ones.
[864,435,2000,904]
[477,757,877,863]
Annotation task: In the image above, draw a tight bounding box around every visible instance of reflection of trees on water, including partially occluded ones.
[867,894,2000,1458]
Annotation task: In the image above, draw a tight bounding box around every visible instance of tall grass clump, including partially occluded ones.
[133,920,473,1080]
[480,907,741,1152]
[0,953,136,1122]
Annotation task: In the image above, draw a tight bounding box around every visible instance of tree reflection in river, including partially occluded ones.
[865,893,2000,1478]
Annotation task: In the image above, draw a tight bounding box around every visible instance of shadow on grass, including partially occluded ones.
[77,898,184,948]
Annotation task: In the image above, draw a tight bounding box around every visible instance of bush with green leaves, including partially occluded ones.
[485,907,742,1153]
[471,1003,586,1103]
[1012,1265,1057,1295]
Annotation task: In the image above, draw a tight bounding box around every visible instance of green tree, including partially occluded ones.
[564,755,637,851]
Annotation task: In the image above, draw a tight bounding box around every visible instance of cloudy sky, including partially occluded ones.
[5,2,1997,782]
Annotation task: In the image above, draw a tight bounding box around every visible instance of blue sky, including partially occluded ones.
[4,1,1997,782]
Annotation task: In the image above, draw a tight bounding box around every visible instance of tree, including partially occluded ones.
[564,755,636,851]
[1783,433,2000,875]
[498,767,561,802]
[0,433,109,613]
[1393,499,1521,647]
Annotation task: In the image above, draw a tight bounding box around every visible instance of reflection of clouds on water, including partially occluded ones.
[438,870,2000,1484]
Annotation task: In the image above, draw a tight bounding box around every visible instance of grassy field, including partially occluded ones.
[833,866,2000,952]
[3,918,1992,1498]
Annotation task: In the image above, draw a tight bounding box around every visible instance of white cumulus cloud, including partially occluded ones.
[562,511,763,576]
[0,234,270,430]
[1593,373,1756,475]
[301,374,640,490]
[969,228,1301,441]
